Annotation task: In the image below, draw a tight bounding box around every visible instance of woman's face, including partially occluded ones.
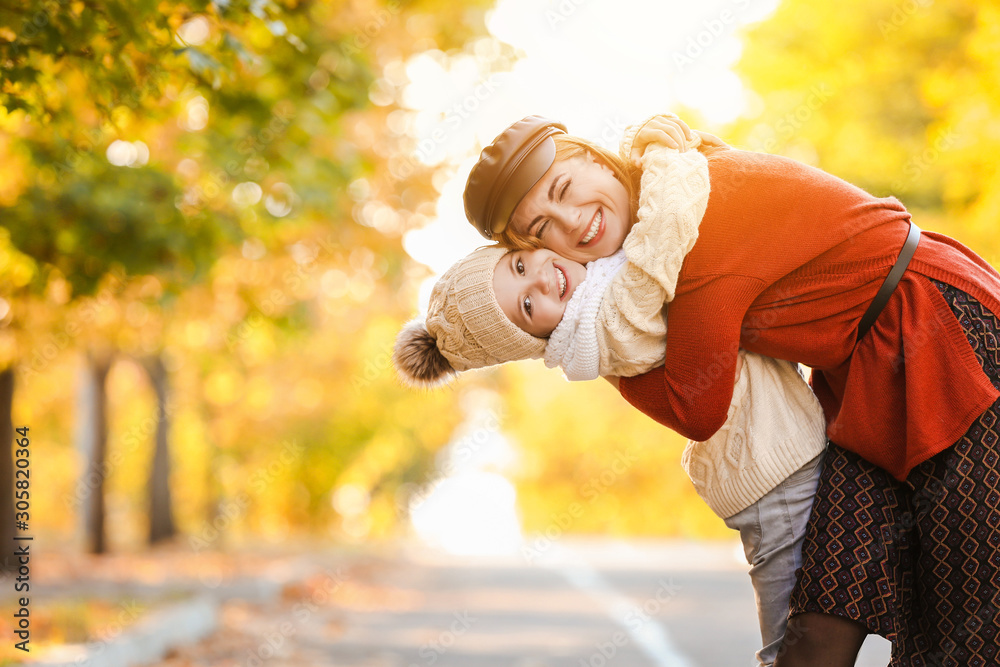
[508,153,631,263]
[492,248,588,338]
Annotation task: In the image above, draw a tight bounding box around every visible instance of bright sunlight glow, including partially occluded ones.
[401,0,780,307]
[408,391,523,556]
[399,0,780,555]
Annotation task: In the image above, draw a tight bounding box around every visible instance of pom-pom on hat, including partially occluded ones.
[464,115,567,239]
[393,245,547,387]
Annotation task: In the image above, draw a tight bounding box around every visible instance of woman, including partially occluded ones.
[461,114,1000,667]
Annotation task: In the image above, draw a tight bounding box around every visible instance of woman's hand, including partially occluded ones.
[694,130,728,150]
[629,114,696,166]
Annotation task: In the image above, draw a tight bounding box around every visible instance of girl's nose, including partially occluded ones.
[532,265,551,294]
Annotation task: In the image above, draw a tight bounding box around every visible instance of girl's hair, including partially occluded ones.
[494,134,641,251]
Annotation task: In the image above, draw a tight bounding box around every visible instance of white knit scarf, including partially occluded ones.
[543,249,628,381]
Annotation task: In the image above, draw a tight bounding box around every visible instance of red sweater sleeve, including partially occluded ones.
[615,148,907,446]
[618,275,764,441]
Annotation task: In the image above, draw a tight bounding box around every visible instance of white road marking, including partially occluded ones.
[536,543,696,667]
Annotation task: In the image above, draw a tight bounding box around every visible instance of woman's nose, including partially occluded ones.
[552,206,582,235]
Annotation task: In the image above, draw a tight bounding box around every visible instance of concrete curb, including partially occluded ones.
[28,560,319,667]
[29,594,219,667]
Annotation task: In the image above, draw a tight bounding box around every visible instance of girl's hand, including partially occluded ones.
[629,114,696,166]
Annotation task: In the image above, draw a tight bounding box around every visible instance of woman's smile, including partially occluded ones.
[578,208,604,246]
[509,153,630,263]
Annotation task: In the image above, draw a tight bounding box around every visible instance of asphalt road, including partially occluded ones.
[323,538,892,667]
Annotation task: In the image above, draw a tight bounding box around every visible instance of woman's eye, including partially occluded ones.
[516,259,524,275]
[523,296,532,316]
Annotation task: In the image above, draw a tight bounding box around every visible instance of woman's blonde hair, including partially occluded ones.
[494,134,641,251]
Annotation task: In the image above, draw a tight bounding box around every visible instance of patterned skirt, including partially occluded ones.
[789,280,1000,667]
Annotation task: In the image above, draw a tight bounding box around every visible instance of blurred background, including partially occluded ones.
[0,0,997,664]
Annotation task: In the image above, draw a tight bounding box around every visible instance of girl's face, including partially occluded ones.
[492,248,587,338]
[508,153,631,263]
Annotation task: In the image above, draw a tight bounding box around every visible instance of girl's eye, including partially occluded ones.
[523,296,532,316]
[516,259,525,275]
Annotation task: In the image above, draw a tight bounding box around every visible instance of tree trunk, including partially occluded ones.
[78,352,112,555]
[144,355,176,544]
[0,367,14,572]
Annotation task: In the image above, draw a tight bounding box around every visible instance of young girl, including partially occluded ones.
[395,132,828,667]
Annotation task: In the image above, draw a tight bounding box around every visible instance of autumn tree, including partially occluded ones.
[727,0,999,259]
[1,0,497,552]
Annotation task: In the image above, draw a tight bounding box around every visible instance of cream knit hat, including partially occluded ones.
[394,245,547,386]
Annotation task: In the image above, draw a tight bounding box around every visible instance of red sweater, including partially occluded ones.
[619,148,1000,481]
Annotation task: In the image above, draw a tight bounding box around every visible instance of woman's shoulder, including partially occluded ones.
[705,147,885,204]
[706,146,814,173]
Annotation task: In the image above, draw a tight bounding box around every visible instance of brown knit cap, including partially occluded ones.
[394,246,547,386]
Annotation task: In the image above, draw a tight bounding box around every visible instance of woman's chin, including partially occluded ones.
[579,237,614,260]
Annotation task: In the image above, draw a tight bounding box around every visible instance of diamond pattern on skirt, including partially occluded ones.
[789,279,1000,666]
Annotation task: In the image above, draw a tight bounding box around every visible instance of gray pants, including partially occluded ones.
[723,452,824,667]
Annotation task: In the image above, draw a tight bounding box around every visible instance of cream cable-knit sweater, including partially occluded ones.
[584,121,828,518]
